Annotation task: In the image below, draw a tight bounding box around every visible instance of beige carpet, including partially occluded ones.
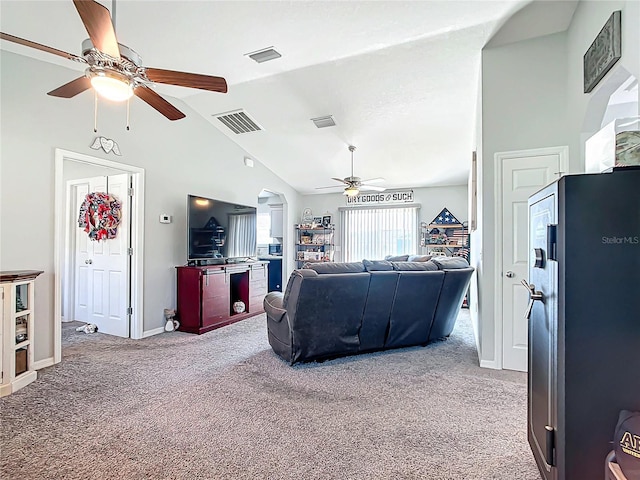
[1,310,540,479]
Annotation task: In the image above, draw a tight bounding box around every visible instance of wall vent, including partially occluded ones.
[214,109,263,134]
[311,115,336,128]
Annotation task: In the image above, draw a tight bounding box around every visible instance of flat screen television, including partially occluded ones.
[187,194,257,264]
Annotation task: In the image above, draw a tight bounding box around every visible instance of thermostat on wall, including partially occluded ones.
[159,214,172,224]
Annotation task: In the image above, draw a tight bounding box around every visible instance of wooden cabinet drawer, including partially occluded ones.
[250,265,267,280]
[202,297,229,327]
[202,271,227,298]
[250,277,267,291]
[249,295,265,313]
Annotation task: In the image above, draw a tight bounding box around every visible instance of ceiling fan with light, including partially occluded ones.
[0,0,227,127]
[316,145,385,197]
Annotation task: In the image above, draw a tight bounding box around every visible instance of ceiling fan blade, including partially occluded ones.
[331,177,349,185]
[0,32,85,62]
[47,76,91,98]
[145,68,228,93]
[73,0,120,58]
[134,86,186,121]
[315,185,342,190]
[360,177,385,184]
[360,185,386,192]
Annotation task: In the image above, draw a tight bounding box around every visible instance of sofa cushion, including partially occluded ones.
[303,262,365,274]
[407,254,432,262]
[384,254,410,262]
[363,259,394,271]
[430,256,470,270]
[391,261,439,271]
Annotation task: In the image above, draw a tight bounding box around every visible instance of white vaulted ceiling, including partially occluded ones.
[0,0,577,194]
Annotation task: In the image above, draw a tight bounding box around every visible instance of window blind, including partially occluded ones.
[340,206,419,261]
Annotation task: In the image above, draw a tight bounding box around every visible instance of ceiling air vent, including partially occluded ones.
[311,115,336,128]
[214,109,263,134]
[246,47,282,64]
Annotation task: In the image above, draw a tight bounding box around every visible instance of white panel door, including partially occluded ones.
[74,174,130,337]
[501,152,560,372]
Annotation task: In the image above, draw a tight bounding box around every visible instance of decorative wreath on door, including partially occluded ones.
[78,192,122,241]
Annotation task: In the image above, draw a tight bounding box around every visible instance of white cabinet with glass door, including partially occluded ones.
[0,270,43,397]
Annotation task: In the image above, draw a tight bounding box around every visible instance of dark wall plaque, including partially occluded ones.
[583,10,622,93]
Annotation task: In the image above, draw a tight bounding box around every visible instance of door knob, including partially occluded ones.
[505,271,515,278]
[85,259,93,265]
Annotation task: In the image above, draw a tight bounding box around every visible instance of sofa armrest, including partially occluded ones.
[264,292,286,323]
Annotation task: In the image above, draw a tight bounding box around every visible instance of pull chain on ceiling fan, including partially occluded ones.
[0,0,228,130]
[316,145,385,197]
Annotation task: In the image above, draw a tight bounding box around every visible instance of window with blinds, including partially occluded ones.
[340,206,419,261]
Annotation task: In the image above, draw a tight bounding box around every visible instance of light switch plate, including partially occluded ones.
[159,214,171,224]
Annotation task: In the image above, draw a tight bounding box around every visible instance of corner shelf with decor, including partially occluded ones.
[1,270,44,397]
[420,207,469,261]
[294,224,335,268]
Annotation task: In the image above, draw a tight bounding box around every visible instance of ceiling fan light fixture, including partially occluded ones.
[88,69,133,102]
[344,186,360,197]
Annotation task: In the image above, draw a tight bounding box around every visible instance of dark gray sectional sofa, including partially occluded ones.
[263,256,474,364]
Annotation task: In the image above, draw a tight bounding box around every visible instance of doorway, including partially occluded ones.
[67,174,130,337]
[494,146,567,372]
[257,189,288,292]
[54,149,145,363]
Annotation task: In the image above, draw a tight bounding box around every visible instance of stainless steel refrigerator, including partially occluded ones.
[527,166,640,480]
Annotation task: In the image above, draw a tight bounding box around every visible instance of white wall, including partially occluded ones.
[478,0,639,368]
[565,0,640,166]
[0,51,300,364]
[479,32,569,368]
[300,186,468,262]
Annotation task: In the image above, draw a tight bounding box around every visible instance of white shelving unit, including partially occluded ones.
[1,270,43,397]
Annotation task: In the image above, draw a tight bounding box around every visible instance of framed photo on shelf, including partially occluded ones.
[322,215,332,228]
[313,233,331,245]
[313,216,322,226]
[297,251,305,261]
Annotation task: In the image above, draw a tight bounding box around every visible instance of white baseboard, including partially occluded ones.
[33,357,56,370]
[142,327,165,338]
[480,359,501,370]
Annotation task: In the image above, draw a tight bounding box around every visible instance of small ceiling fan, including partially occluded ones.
[0,0,227,122]
[316,145,385,197]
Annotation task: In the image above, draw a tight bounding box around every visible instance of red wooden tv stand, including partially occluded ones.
[176,262,268,334]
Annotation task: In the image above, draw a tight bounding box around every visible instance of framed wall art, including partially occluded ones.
[583,10,621,94]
